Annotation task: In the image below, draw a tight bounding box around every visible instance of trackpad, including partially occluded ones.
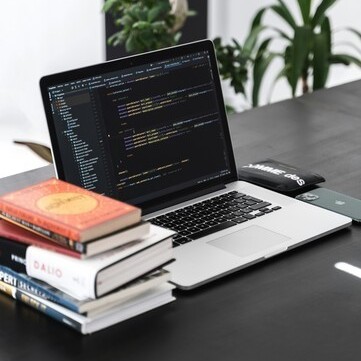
[208,225,290,258]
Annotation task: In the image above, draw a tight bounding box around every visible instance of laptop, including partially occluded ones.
[40,40,351,290]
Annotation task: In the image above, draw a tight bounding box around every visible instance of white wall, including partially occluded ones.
[1,1,360,178]
[0,0,105,177]
[208,0,361,110]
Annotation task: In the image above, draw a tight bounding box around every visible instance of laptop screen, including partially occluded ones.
[41,41,237,211]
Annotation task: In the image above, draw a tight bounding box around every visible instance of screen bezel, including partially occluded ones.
[40,40,238,212]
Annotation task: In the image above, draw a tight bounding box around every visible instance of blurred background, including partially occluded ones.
[1,0,360,178]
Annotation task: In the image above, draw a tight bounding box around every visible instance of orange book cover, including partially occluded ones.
[0,178,141,242]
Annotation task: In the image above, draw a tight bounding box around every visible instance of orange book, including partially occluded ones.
[0,178,141,248]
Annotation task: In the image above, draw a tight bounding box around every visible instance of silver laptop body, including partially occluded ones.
[148,180,350,289]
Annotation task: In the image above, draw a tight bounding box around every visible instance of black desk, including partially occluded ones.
[1,81,361,361]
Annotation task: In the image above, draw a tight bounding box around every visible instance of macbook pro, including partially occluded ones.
[40,40,351,289]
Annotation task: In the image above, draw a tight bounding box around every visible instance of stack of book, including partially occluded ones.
[0,178,175,334]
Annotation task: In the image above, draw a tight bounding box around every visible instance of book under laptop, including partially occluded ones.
[40,40,351,290]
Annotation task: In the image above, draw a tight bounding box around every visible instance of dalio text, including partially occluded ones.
[243,164,306,186]
[33,260,63,279]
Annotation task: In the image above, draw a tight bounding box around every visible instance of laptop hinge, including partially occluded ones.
[143,184,227,215]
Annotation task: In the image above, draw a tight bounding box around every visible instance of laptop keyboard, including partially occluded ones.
[148,191,282,248]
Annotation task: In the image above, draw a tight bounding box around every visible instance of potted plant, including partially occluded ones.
[215,0,361,108]
[103,0,194,53]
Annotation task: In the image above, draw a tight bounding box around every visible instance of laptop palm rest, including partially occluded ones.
[208,226,290,258]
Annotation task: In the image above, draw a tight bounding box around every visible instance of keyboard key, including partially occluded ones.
[172,225,186,232]
[182,216,193,222]
[233,217,248,223]
[244,200,257,206]
[205,221,219,227]
[272,206,282,211]
[180,221,195,228]
[173,241,180,247]
[164,222,177,229]
[229,206,241,211]
[203,216,215,222]
[176,237,192,244]
[217,204,229,210]
[212,212,224,218]
[224,214,237,219]
[192,221,206,227]
[235,203,248,209]
[187,227,201,233]
[248,197,262,203]
[243,196,261,202]
[150,220,162,226]
[230,193,245,199]
[189,221,237,240]
[158,215,169,221]
[249,202,272,210]
[243,214,256,220]
[255,212,265,217]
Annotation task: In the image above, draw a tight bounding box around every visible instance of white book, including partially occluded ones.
[25,225,175,299]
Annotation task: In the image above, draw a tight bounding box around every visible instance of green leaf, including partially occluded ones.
[120,14,135,27]
[257,38,273,56]
[313,33,329,90]
[268,26,292,41]
[311,0,337,28]
[125,33,137,52]
[242,25,265,58]
[225,104,236,115]
[132,21,151,30]
[297,0,312,25]
[102,0,119,13]
[251,7,268,30]
[148,2,170,22]
[330,54,361,67]
[312,16,332,91]
[271,2,297,29]
[252,51,278,107]
[321,16,332,53]
[284,45,293,85]
[289,26,313,96]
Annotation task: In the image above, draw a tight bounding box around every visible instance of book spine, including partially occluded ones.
[0,281,82,333]
[0,265,79,313]
[0,237,28,274]
[0,200,80,241]
[0,212,85,254]
[26,247,97,299]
